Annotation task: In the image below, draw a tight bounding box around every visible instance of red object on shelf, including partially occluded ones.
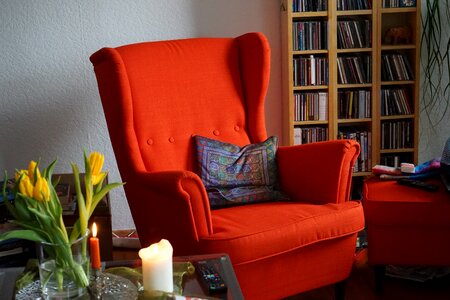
[90,222,101,270]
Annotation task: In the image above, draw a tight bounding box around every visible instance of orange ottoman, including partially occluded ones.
[362,178,450,291]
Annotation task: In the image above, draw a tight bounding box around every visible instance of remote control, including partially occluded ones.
[195,260,227,294]
[397,178,439,192]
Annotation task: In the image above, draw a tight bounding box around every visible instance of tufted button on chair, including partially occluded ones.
[90,32,364,299]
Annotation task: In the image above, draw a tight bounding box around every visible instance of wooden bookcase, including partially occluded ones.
[377,1,420,168]
[281,0,420,176]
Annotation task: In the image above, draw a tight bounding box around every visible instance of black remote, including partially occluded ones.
[195,260,228,294]
[397,178,439,191]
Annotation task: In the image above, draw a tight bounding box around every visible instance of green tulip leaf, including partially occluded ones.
[0,229,45,243]
[44,159,57,181]
[14,195,32,221]
[89,182,124,219]
[71,163,87,240]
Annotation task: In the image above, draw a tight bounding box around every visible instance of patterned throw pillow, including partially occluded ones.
[194,135,288,208]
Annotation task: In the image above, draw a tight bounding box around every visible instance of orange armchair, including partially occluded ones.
[90,32,364,299]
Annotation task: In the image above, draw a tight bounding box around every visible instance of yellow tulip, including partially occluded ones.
[27,160,41,183]
[89,152,106,185]
[15,169,28,182]
[18,175,34,198]
[33,177,50,201]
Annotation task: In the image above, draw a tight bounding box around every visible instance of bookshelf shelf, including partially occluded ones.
[380,148,415,154]
[337,48,373,53]
[294,120,329,125]
[338,83,372,88]
[353,172,372,177]
[293,85,328,91]
[381,44,416,50]
[293,50,328,55]
[293,12,328,18]
[336,9,372,16]
[338,118,372,124]
[381,81,415,86]
[282,0,420,173]
[381,114,414,120]
[381,8,416,14]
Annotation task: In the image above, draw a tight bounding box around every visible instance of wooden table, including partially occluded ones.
[0,253,243,300]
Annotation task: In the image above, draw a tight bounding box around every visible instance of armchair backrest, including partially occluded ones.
[90,32,270,177]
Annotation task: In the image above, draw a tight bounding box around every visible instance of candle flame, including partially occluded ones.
[92,222,98,237]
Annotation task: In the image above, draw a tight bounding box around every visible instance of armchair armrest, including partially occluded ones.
[124,170,212,252]
[277,140,360,204]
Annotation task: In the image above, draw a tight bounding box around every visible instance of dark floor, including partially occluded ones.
[287,249,450,300]
[113,247,450,299]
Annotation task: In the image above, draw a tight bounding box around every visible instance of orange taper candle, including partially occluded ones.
[90,222,101,270]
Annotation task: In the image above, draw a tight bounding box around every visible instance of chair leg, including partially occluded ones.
[374,265,386,294]
[334,280,346,300]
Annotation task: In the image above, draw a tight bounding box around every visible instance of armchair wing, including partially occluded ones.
[278,140,360,204]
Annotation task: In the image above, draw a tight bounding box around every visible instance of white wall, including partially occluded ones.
[1,1,449,230]
[0,0,281,230]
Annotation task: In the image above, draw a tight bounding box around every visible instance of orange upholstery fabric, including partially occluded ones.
[200,201,363,263]
[91,32,365,299]
[363,179,450,266]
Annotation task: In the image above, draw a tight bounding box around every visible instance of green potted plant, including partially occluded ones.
[421,0,450,127]
[0,151,123,299]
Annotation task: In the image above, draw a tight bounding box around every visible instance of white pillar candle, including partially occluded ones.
[138,239,174,292]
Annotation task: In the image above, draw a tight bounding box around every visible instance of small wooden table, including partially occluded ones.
[0,253,243,300]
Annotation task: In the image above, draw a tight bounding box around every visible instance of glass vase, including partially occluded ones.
[37,230,90,299]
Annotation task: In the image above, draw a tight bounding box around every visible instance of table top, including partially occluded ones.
[0,253,243,300]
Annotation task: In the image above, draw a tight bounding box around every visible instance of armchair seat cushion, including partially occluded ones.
[201,200,364,264]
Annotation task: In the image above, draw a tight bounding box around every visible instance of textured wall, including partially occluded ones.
[0,0,281,229]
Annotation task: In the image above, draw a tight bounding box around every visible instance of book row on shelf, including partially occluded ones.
[292,0,327,12]
[338,130,372,172]
[294,127,328,145]
[381,88,413,116]
[381,120,413,150]
[337,55,372,84]
[338,90,371,119]
[382,0,416,8]
[294,92,328,121]
[337,19,371,49]
[293,56,328,86]
[381,53,414,81]
[293,0,375,12]
[292,21,327,51]
[337,0,371,11]
[381,154,404,168]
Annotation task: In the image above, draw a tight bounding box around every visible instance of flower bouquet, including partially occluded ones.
[0,151,123,298]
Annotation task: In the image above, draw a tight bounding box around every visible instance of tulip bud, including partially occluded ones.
[15,169,28,182]
[33,177,50,201]
[18,175,34,198]
[89,152,105,185]
[27,161,41,183]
